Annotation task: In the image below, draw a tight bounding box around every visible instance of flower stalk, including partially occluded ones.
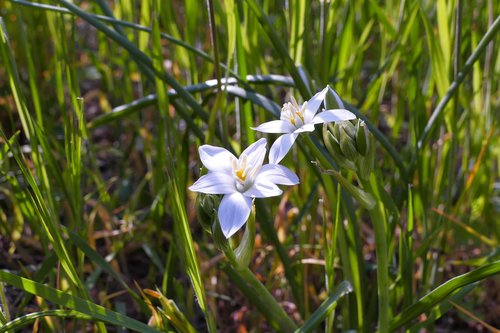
[221,264,298,332]
[360,175,390,333]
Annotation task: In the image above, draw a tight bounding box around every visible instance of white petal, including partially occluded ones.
[303,87,328,123]
[199,145,236,173]
[244,179,282,198]
[218,192,252,238]
[269,133,299,164]
[251,120,295,134]
[241,138,267,169]
[189,172,236,194]
[311,109,356,124]
[258,164,299,185]
[294,123,315,133]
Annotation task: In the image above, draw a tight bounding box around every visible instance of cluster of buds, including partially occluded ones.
[322,88,374,180]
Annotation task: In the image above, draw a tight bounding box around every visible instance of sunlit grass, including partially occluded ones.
[0,0,499,332]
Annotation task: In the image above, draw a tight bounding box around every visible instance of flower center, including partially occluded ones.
[281,96,305,128]
[230,154,257,192]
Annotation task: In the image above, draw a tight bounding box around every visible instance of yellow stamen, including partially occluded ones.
[235,168,246,181]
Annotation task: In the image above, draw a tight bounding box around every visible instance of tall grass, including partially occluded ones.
[0,0,499,332]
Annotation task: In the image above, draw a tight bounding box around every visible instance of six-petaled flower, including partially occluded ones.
[252,87,356,164]
[189,138,299,238]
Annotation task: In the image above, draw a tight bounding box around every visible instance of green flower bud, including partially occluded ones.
[355,120,369,156]
[323,126,358,171]
[341,120,357,139]
[332,122,341,139]
[195,194,220,233]
[339,126,359,161]
[211,217,231,254]
[357,134,375,180]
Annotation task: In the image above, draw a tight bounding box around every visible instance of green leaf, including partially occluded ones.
[0,271,161,333]
[0,310,92,333]
[295,281,353,333]
[388,260,500,332]
[165,155,215,332]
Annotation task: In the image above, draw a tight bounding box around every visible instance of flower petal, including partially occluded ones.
[258,164,299,185]
[311,109,356,124]
[241,138,267,169]
[303,87,328,123]
[189,172,236,194]
[199,145,236,173]
[294,123,315,133]
[218,192,252,238]
[269,133,299,164]
[251,120,295,134]
[244,179,282,198]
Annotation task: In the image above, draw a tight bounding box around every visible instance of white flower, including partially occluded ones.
[252,87,356,164]
[189,138,299,238]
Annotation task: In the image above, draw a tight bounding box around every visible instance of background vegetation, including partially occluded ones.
[0,0,499,332]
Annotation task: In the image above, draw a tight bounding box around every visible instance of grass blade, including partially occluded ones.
[0,271,161,333]
[0,310,92,333]
[296,281,353,333]
[388,260,500,332]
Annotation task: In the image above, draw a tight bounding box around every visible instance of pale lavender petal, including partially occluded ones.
[311,109,356,124]
[269,133,299,164]
[189,172,236,194]
[294,123,315,133]
[251,120,295,134]
[218,192,252,238]
[241,138,267,169]
[258,164,299,185]
[303,87,328,124]
[244,179,282,198]
[199,145,236,173]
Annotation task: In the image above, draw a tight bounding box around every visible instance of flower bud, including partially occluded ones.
[323,125,357,171]
[341,120,356,139]
[357,134,375,180]
[211,217,231,253]
[339,125,359,161]
[355,120,369,156]
[195,194,220,233]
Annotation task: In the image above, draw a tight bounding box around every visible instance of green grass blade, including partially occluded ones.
[410,14,500,175]
[244,0,311,98]
[221,264,298,332]
[89,78,282,129]
[64,228,149,312]
[295,281,353,333]
[388,260,500,332]
[54,0,209,124]
[0,271,161,333]
[289,0,307,65]
[0,310,92,333]
[0,20,82,290]
[166,156,215,332]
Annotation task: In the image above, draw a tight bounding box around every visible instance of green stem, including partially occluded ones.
[222,265,298,332]
[360,175,390,332]
[302,135,366,331]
